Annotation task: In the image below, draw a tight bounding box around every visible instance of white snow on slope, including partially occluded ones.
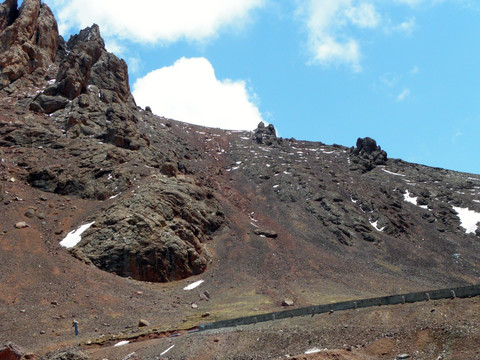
[183,280,204,290]
[160,345,175,355]
[114,340,130,347]
[370,220,385,232]
[453,206,480,234]
[305,347,323,354]
[382,168,406,177]
[403,190,428,210]
[59,222,95,248]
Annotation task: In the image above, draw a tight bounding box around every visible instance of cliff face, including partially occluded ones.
[0,0,224,283]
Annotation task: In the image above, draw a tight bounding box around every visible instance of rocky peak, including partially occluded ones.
[0,0,58,92]
[350,136,387,172]
[253,121,279,145]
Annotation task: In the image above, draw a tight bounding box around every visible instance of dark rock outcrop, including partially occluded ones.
[253,122,279,146]
[350,137,387,172]
[72,178,224,282]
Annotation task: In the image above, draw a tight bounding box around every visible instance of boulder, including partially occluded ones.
[138,319,150,327]
[30,94,69,113]
[254,228,278,238]
[14,222,28,229]
[73,178,224,282]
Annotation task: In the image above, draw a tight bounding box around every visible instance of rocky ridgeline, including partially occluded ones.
[0,0,224,282]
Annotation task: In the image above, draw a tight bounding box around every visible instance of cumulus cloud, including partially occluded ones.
[298,0,381,72]
[132,57,264,130]
[49,0,264,43]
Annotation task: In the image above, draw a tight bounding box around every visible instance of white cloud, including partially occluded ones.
[132,57,264,130]
[396,88,411,101]
[393,17,416,34]
[50,0,264,44]
[299,0,382,71]
[344,3,381,28]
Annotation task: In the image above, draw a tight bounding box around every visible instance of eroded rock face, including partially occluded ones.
[0,0,58,91]
[72,178,224,282]
[350,137,387,172]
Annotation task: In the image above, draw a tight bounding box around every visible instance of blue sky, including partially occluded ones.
[41,0,479,174]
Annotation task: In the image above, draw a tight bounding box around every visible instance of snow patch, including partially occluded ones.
[453,206,480,234]
[60,222,95,248]
[305,348,323,354]
[403,190,428,209]
[370,220,385,232]
[160,345,175,356]
[183,280,204,291]
[382,168,406,177]
[114,340,130,347]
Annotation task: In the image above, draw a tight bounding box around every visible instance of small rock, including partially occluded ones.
[15,222,29,229]
[282,299,294,307]
[398,354,410,359]
[254,228,278,238]
[9,177,15,182]
[213,338,220,343]
[191,303,198,309]
[40,330,46,334]
[54,229,63,235]
[24,208,36,218]
[203,290,211,299]
[138,319,150,327]
[201,312,210,318]
[135,291,143,295]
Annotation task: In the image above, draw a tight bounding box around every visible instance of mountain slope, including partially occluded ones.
[1,0,480,358]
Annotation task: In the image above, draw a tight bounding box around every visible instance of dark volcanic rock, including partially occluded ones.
[73,178,224,282]
[350,137,387,172]
[254,228,278,238]
[253,122,279,146]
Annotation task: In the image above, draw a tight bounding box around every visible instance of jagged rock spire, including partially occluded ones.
[0,0,58,90]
